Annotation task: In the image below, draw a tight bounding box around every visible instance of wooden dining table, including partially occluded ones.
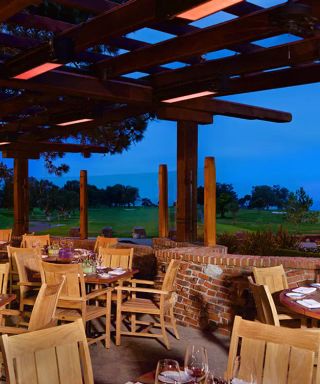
[279,287,320,320]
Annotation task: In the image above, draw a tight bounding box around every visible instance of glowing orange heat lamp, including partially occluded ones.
[162,91,215,103]
[178,0,244,21]
[13,63,63,80]
[57,118,94,126]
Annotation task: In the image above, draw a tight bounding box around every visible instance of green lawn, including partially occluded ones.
[1,207,320,238]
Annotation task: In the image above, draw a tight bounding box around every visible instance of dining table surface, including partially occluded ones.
[279,286,320,320]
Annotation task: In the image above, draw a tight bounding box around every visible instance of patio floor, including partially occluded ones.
[90,323,229,383]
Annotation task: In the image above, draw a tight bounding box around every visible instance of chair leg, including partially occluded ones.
[131,314,136,333]
[105,291,111,349]
[160,313,170,350]
[169,306,180,340]
[116,305,122,346]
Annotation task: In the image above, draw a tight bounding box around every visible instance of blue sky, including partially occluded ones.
[1,0,320,205]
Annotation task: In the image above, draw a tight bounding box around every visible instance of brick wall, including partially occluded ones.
[155,246,320,335]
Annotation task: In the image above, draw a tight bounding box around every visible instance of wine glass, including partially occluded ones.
[184,344,208,383]
[230,356,257,384]
[155,359,182,384]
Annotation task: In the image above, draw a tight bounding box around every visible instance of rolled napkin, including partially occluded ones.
[292,287,316,295]
[296,299,320,309]
[109,270,126,275]
[98,273,111,278]
[285,292,305,298]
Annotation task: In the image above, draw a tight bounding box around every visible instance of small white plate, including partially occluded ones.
[286,292,305,298]
[109,270,126,275]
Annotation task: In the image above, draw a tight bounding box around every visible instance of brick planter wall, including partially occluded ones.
[155,246,320,335]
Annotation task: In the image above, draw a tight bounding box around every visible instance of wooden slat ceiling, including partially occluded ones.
[0,0,319,152]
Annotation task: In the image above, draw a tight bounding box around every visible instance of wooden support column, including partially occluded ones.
[158,164,169,238]
[80,170,88,240]
[176,121,198,242]
[13,158,29,236]
[204,157,216,247]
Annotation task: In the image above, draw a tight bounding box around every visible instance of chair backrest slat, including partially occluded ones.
[98,247,134,269]
[1,319,94,384]
[227,316,320,384]
[28,279,65,331]
[94,236,118,252]
[253,265,288,294]
[21,234,50,249]
[162,259,180,292]
[0,229,12,242]
[0,263,9,294]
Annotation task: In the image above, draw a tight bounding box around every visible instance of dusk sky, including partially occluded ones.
[1,0,319,205]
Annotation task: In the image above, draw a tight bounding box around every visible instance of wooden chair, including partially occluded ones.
[253,265,288,293]
[21,234,50,248]
[0,278,65,334]
[226,316,320,384]
[13,247,42,313]
[115,259,180,349]
[40,262,113,348]
[0,263,9,295]
[7,246,22,295]
[252,265,307,323]
[94,236,118,252]
[1,318,94,384]
[98,247,133,269]
[0,229,12,243]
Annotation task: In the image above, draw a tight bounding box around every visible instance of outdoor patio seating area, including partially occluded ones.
[0,0,320,383]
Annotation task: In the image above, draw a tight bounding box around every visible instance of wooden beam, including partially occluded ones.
[0,0,39,22]
[158,164,168,238]
[0,70,152,104]
[156,106,213,125]
[153,34,320,91]
[176,121,198,242]
[2,151,39,159]
[177,99,292,123]
[0,142,110,154]
[95,1,292,77]
[13,157,29,236]
[222,63,320,96]
[204,157,216,247]
[80,169,88,240]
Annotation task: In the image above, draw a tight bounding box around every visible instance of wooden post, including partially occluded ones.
[158,164,169,238]
[204,157,216,246]
[80,170,88,240]
[176,121,198,242]
[13,158,29,236]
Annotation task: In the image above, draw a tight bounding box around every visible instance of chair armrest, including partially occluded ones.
[115,286,169,295]
[130,279,155,286]
[58,296,85,303]
[18,281,41,287]
[86,287,113,300]
[0,309,21,317]
[0,326,28,335]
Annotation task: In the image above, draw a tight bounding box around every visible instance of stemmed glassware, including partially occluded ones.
[155,359,182,384]
[229,356,257,384]
[184,344,208,383]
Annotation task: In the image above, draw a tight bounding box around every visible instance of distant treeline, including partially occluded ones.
[0,178,140,216]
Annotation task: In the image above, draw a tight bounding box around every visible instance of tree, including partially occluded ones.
[197,186,204,205]
[141,198,156,207]
[272,185,289,209]
[285,187,316,224]
[238,194,251,208]
[250,185,275,210]
[216,183,238,218]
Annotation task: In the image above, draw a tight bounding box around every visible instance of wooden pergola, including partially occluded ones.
[0,0,319,241]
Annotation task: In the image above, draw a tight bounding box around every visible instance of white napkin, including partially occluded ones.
[292,287,316,294]
[109,270,125,275]
[98,273,111,278]
[311,283,320,288]
[296,299,320,309]
[286,292,305,298]
[232,379,252,384]
[0,241,7,245]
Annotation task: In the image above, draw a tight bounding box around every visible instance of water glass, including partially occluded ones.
[155,359,182,384]
[231,356,257,384]
[184,344,208,383]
